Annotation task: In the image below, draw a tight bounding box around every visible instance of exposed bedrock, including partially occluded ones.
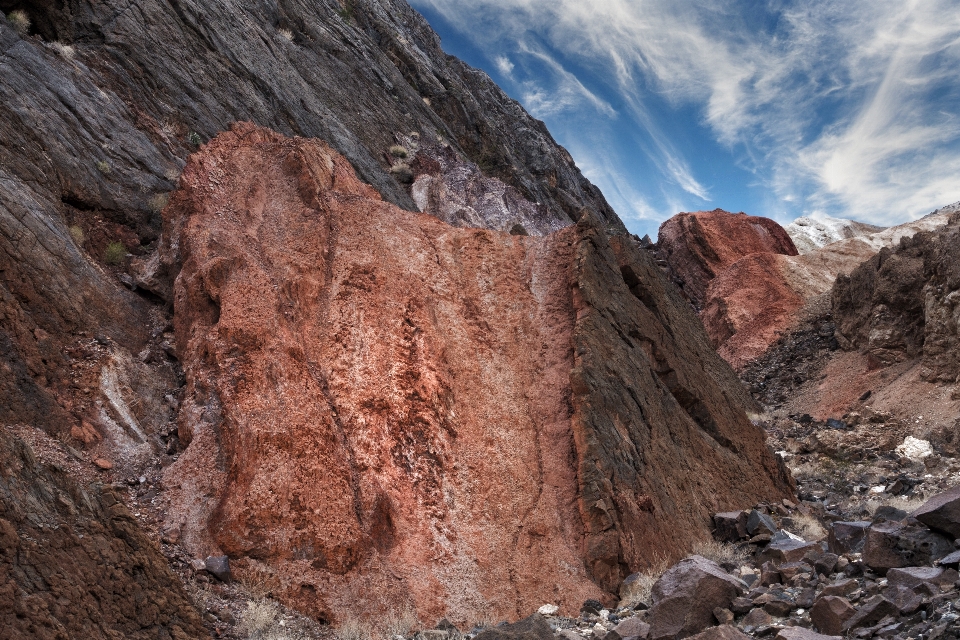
[833,212,960,382]
[0,429,206,639]
[161,124,794,626]
[656,210,798,309]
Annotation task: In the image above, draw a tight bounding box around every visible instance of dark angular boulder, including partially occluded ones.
[863,522,954,573]
[714,511,748,542]
[648,556,746,640]
[827,521,870,555]
[474,614,554,640]
[911,485,960,539]
[810,596,855,635]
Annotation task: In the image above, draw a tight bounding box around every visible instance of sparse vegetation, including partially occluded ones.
[148,193,169,214]
[6,10,30,36]
[389,162,413,184]
[618,554,670,607]
[337,2,354,21]
[104,241,126,265]
[278,28,294,41]
[68,225,84,246]
[187,131,202,147]
[50,42,75,59]
[383,604,417,638]
[690,539,749,566]
[336,618,373,640]
[96,160,111,174]
[784,513,826,541]
[237,599,307,640]
[389,145,408,159]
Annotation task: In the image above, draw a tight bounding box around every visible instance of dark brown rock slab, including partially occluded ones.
[775,629,841,640]
[863,522,954,573]
[841,595,899,631]
[685,626,752,640]
[474,614,554,640]
[827,521,870,555]
[648,556,746,639]
[810,596,855,635]
[0,429,205,639]
[911,485,960,539]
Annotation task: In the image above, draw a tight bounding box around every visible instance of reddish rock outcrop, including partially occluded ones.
[657,210,798,308]
[161,123,793,626]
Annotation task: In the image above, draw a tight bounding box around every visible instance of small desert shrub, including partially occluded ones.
[278,28,293,41]
[187,131,202,147]
[383,605,417,638]
[389,162,413,184]
[389,145,408,159]
[51,42,75,59]
[337,618,374,640]
[68,225,84,246]
[785,513,826,541]
[96,160,111,174]
[619,554,670,607]
[7,10,30,36]
[104,241,126,265]
[148,193,169,214]
[238,599,306,640]
[691,539,749,566]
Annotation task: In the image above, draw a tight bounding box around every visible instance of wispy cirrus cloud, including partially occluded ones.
[412,0,960,230]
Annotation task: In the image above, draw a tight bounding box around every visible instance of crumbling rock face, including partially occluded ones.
[0,429,205,639]
[832,213,960,380]
[161,124,793,626]
[411,144,573,236]
[656,210,798,309]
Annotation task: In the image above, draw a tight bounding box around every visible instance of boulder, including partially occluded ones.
[614,617,651,640]
[774,627,842,640]
[740,608,772,629]
[714,511,748,542]
[827,521,870,555]
[810,596,855,635]
[862,522,954,573]
[648,556,746,639]
[911,485,960,539]
[813,553,839,576]
[819,579,858,598]
[685,626,752,640]
[760,538,820,564]
[747,510,778,537]
[776,628,843,640]
[885,566,945,594]
[840,595,899,631]
[474,615,554,640]
[204,555,231,582]
[880,584,923,615]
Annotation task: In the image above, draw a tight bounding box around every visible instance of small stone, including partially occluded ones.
[190,558,206,571]
[93,458,113,470]
[814,553,839,576]
[537,604,559,616]
[613,617,649,639]
[827,522,870,555]
[740,607,772,628]
[582,599,604,616]
[820,578,857,598]
[775,629,842,640]
[714,511,749,542]
[713,607,734,625]
[204,555,231,582]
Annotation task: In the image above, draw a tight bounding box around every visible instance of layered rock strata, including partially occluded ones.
[160,123,793,625]
[0,429,206,639]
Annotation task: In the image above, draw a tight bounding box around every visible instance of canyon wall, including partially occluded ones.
[160,123,794,625]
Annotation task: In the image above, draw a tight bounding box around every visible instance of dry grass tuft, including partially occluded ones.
[336,618,375,640]
[50,42,75,59]
[383,604,418,638]
[866,495,927,516]
[691,539,749,566]
[619,554,671,607]
[278,28,294,41]
[68,225,85,246]
[389,145,408,159]
[7,10,30,36]
[104,241,126,265]
[238,600,306,640]
[148,193,169,214]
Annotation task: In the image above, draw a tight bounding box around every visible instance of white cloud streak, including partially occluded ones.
[412,0,960,226]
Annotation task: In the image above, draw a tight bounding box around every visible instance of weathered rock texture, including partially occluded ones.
[0,429,205,639]
[0,0,623,443]
[160,123,793,625]
[656,210,798,309]
[659,207,954,370]
[833,212,960,381]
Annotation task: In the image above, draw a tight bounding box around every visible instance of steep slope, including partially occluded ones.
[160,123,793,625]
[0,428,206,639]
[656,209,798,308]
[0,0,623,442]
[784,215,884,254]
[694,211,954,370]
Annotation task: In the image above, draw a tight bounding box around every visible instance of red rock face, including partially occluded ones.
[657,209,799,308]
[161,123,793,626]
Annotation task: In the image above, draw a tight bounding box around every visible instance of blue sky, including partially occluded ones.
[409,0,960,237]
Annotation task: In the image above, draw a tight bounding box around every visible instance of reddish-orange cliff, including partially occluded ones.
[159,124,792,626]
[657,209,799,308]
